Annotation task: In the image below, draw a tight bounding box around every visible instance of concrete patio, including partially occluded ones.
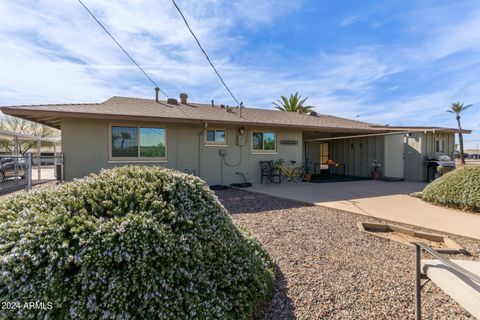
[246,180,480,240]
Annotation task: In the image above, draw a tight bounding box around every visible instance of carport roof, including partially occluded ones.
[0,96,470,134]
[370,125,471,134]
[0,129,60,143]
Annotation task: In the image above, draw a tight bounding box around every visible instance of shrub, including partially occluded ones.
[422,166,480,212]
[0,166,274,319]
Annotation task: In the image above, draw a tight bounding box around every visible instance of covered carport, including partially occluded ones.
[303,129,411,180]
[302,127,460,182]
[0,129,61,193]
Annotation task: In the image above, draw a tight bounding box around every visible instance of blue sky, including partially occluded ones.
[1,0,479,148]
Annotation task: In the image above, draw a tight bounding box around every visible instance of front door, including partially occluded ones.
[320,143,329,164]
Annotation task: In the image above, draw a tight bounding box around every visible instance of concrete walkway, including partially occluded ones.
[247,181,480,240]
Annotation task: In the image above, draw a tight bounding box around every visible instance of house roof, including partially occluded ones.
[0,96,470,134]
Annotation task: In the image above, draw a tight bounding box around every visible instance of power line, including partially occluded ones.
[77,0,169,98]
[171,0,241,106]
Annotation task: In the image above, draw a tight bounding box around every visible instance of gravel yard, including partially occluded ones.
[216,188,480,320]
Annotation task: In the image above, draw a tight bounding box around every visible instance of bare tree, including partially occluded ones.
[0,115,60,154]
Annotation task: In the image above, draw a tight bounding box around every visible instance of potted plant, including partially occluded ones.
[303,160,312,182]
[371,160,382,179]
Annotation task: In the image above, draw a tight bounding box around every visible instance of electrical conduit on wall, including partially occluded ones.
[218,128,249,185]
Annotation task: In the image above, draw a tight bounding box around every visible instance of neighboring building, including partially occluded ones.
[0,95,471,184]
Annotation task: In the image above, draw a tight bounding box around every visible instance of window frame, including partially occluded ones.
[109,123,168,162]
[205,128,228,145]
[435,138,445,154]
[251,130,277,153]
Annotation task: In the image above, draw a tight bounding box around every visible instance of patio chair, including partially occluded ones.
[259,161,281,184]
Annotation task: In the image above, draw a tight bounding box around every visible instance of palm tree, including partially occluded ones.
[447,102,473,164]
[273,92,314,113]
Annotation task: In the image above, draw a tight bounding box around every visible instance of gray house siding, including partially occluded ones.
[404,131,455,181]
[61,119,302,185]
[61,118,455,184]
[404,133,423,181]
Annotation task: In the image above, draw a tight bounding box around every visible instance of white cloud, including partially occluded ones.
[339,15,365,27]
[0,0,479,146]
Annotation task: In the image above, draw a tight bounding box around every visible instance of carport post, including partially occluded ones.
[13,136,19,183]
[60,153,64,182]
[26,152,32,192]
[53,143,57,178]
[37,140,41,180]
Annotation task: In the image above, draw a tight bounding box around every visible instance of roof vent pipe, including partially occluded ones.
[180,93,188,104]
[211,100,215,108]
[155,87,160,103]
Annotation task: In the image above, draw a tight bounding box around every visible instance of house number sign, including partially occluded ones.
[280,140,299,145]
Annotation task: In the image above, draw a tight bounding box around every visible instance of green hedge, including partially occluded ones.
[0,166,274,319]
[422,167,480,212]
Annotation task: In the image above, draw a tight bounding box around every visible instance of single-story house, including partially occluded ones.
[0,95,471,184]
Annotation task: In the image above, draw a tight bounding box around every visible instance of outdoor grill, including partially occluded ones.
[425,154,455,181]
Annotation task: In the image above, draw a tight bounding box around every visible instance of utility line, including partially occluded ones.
[77,0,169,98]
[171,0,241,106]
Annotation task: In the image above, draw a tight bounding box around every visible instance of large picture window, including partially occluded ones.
[252,131,276,151]
[111,126,166,159]
[112,126,138,157]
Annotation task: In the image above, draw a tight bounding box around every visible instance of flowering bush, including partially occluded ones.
[422,166,480,212]
[0,166,274,319]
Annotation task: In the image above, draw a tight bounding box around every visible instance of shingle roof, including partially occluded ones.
[0,96,467,133]
[1,96,381,131]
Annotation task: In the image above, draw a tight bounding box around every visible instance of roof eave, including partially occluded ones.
[373,126,472,134]
[0,107,382,133]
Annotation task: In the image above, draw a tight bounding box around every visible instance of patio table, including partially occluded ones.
[314,163,345,175]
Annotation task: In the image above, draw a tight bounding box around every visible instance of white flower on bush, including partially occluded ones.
[0,166,274,320]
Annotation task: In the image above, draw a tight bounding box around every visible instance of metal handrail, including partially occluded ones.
[414,242,480,320]
[415,242,480,284]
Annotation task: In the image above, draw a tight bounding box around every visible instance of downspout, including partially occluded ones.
[198,122,208,178]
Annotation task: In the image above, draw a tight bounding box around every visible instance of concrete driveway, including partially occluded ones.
[247,180,480,240]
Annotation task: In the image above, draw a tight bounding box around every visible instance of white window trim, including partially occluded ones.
[109,123,168,161]
[205,128,227,145]
[251,130,277,153]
